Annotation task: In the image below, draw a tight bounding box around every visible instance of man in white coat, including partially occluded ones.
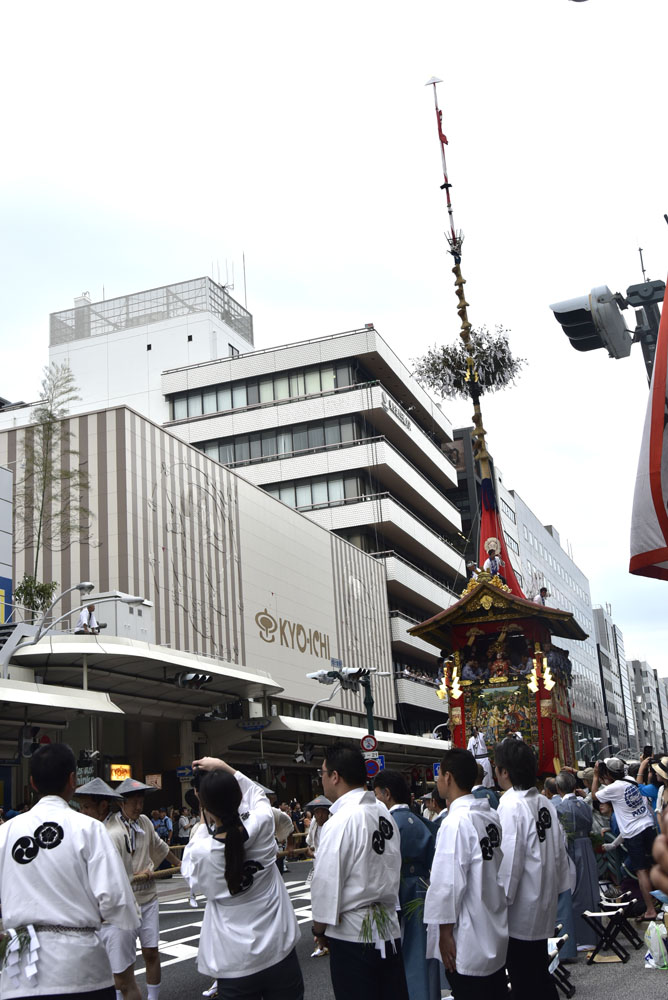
[106,778,181,1000]
[424,748,508,999]
[0,743,139,1000]
[495,738,570,1000]
[310,743,410,1000]
[467,726,493,787]
[75,777,142,1000]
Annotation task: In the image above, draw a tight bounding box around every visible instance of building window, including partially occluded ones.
[264,472,368,509]
[168,360,359,421]
[500,498,516,524]
[195,416,362,466]
[187,334,193,342]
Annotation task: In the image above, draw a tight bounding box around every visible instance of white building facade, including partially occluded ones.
[497,482,606,748]
[592,605,637,754]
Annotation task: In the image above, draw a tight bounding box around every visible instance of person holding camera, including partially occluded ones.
[181,756,303,1000]
[592,757,658,920]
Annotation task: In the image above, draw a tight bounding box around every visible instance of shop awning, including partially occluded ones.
[10,635,283,719]
[268,716,444,753]
[0,678,123,717]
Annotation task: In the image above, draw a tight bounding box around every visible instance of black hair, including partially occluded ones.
[430,788,446,810]
[372,769,411,804]
[494,739,537,790]
[440,748,477,792]
[198,770,246,895]
[184,788,199,813]
[324,743,367,787]
[30,743,76,796]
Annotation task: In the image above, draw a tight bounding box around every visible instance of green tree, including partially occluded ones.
[14,575,59,616]
[13,362,94,583]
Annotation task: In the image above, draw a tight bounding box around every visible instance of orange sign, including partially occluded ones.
[110,763,132,781]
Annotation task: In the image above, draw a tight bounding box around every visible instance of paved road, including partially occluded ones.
[145,861,668,999]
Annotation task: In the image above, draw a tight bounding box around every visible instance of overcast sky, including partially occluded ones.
[1,1,667,672]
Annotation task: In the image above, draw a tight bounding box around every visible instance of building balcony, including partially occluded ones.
[166,380,457,492]
[303,493,464,580]
[374,550,458,616]
[230,436,461,536]
[395,675,448,715]
[390,611,439,662]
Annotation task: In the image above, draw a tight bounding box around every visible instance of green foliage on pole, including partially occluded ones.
[413,326,525,401]
[14,575,59,617]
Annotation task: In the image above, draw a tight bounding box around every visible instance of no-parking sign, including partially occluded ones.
[365,754,385,778]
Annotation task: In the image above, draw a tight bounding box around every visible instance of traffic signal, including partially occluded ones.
[19,727,40,758]
[550,286,632,359]
[175,672,212,689]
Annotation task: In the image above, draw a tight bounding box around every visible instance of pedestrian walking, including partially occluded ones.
[0,744,138,999]
[75,777,142,1000]
[107,778,182,1000]
[424,748,508,1000]
[310,743,410,1000]
[182,756,303,999]
[495,739,570,1000]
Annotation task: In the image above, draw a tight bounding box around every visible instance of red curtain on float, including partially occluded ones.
[478,478,526,598]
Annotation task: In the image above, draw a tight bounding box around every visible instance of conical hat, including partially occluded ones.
[115,777,158,796]
[305,795,332,810]
[75,777,122,799]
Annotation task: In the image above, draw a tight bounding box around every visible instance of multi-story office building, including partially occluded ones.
[495,482,606,750]
[592,605,636,753]
[627,659,664,753]
[26,281,466,738]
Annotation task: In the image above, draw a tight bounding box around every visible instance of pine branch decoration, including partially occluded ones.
[413,325,525,401]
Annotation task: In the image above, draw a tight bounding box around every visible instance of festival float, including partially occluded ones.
[409,81,588,773]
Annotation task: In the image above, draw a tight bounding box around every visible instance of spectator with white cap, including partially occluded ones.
[592,756,658,920]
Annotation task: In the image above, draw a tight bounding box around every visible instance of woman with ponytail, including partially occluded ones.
[182,756,303,999]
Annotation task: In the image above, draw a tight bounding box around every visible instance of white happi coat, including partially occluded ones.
[311,787,401,944]
[0,795,139,997]
[182,772,299,979]
[467,732,494,787]
[425,795,508,976]
[497,787,571,940]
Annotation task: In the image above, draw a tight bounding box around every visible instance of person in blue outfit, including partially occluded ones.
[373,770,440,1000]
[471,764,500,810]
[555,771,599,949]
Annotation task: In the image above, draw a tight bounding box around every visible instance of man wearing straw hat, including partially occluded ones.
[75,778,141,1000]
[108,779,182,1000]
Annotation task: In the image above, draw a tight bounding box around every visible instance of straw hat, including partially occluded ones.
[652,757,668,782]
[115,777,158,796]
[74,777,123,799]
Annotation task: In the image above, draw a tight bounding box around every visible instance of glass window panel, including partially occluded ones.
[293,426,308,452]
[259,379,274,403]
[274,376,290,400]
[202,391,217,414]
[246,382,259,406]
[173,397,187,420]
[235,437,250,462]
[204,442,219,459]
[340,418,355,443]
[311,480,328,506]
[265,486,280,498]
[279,483,296,506]
[290,372,306,397]
[344,476,359,499]
[325,420,341,445]
[320,367,335,391]
[277,430,292,454]
[217,387,232,411]
[305,369,321,394]
[250,434,262,459]
[261,430,277,456]
[219,443,235,464]
[232,384,247,408]
[308,425,325,448]
[335,364,352,388]
[328,478,344,502]
[296,483,312,507]
[188,394,203,417]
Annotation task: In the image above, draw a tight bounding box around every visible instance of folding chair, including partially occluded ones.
[598,892,643,951]
[549,934,575,998]
[581,908,630,964]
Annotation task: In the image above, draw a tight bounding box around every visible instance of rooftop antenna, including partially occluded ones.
[638,246,648,282]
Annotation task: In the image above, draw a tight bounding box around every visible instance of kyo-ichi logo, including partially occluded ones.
[255,609,330,659]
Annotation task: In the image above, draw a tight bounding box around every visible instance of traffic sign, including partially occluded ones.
[433,762,440,778]
[363,751,379,760]
[176,765,193,780]
[360,734,378,752]
[365,759,380,778]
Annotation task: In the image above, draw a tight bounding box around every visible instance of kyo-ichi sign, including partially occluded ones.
[255,609,331,660]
